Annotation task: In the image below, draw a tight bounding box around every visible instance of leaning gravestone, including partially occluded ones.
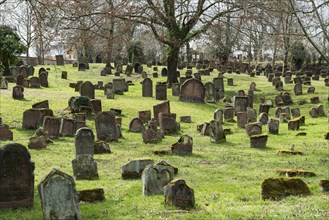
[142,78,153,97]
[23,108,54,129]
[95,111,118,142]
[209,120,226,143]
[75,127,94,156]
[153,100,170,125]
[80,81,95,99]
[214,108,223,124]
[205,82,215,102]
[59,118,75,137]
[72,155,99,180]
[121,159,154,179]
[138,110,151,123]
[142,164,174,195]
[0,143,35,208]
[164,179,195,209]
[129,118,144,132]
[245,122,262,136]
[171,135,193,155]
[38,169,81,220]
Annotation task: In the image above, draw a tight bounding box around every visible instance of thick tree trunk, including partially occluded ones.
[3,61,10,76]
[167,46,179,87]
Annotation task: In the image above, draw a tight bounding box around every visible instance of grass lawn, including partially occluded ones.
[0,63,328,219]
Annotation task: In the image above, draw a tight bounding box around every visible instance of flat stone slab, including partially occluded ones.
[276,169,316,177]
[78,188,105,202]
[277,150,303,155]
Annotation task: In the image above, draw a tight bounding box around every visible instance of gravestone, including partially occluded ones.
[0,125,13,141]
[258,112,269,125]
[142,120,162,143]
[234,96,249,113]
[105,83,115,99]
[161,68,168,77]
[75,127,94,156]
[0,79,8,89]
[75,81,83,92]
[288,118,300,130]
[237,90,245,96]
[159,113,180,134]
[16,74,24,86]
[245,122,262,136]
[224,107,235,122]
[247,107,257,123]
[61,71,67,79]
[32,100,49,109]
[179,78,205,103]
[38,67,46,76]
[281,92,293,105]
[19,65,28,77]
[55,55,64,65]
[307,87,315,94]
[90,99,102,113]
[23,108,54,129]
[259,104,271,114]
[205,82,215,102]
[237,112,248,128]
[156,84,167,100]
[310,97,319,104]
[138,110,151,123]
[27,66,34,76]
[209,120,226,143]
[250,82,256,91]
[152,72,159,78]
[0,143,35,208]
[23,78,30,87]
[164,179,195,209]
[72,155,99,180]
[29,76,40,88]
[275,81,283,91]
[180,116,192,123]
[42,116,61,138]
[153,100,170,125]
[142,164,174,195]
[214,108,223,124]
[38,169,81,220]
[125,64,133,75]
[268,118,279,134]
[250,134,268,148]
[291,108,301,118]
[78,63,86,71]
[95,111,118,142]
[39,72,49,87]
[142,78,153,97]
[121,159,154,179]
[294,83,303,96]
[227,78,234,86]
[172,83,180,96]
[113,79,127,95]
[171,135,193,155]
[80,81,95,99]
[60,118,75,137]
[213,77,224,94]
[129,118,144,132]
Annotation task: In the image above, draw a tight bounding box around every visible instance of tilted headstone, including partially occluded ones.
[258,112,269,125]
[32,100,49,109]
[95,111,118,142]
[72,155,99,180]
[209,120,226,143]
[204,82,215,102]
[38,169,81,220]
[80,81,95,99]
[142,164,174,195]
[121,159,154,179]
[75,127,94,156]
[245,122,262,136]
[43,116,61,138]
[23,108,54,129]
[159,113,180,134]
[164,179,195,209]
[142,78,153,97]
[0,143,35,208]
[171,135,193,155]
[214,108,223,124]
[138,110,151,123]
[153,101,170,125]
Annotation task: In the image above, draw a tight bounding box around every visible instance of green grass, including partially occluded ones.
[0,63,329,219]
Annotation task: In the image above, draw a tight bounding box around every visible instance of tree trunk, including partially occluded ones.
[3,61,10,76]
[167,46,179,87]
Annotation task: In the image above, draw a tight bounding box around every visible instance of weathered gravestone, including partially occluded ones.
[171,135,193,155]
[294,83,303,96]
[95,111,118,142]
[142,78,153,97]
[29,76,40,88]
[164,179,195,209]
[288,118,300,130]
[227,78,234,86]
[19,65,28,78]
[307,86,315,94]
[43,116,61,138]
[250,134,268,148]
[261,178,310,201]
[138,110,151,123]
[23,108,54,129]
[245,122,262,136]
[113,79,127,95]
[0,79,8,89]
[0,143,35,208]
[204,82,215,102]
[38,169,81,220]
[121,159,154,179]
[268,118,279,134]
[179,78,205,103]
[105,83,115,99]
[209,120,226,143]
[172,83,180,96]
[59,118,75,137]
[80,81,95,99]
[214,108,223,124]
[213,77,224,101]
[129,118,144,132]
[156,83,167,100]
[78,188,105,202]
[78,63,86,71]
[247,107,257,123]
[159,113,180,134]
[237,112,248,128]
[75,127,94,155]
[61,71,68,79]
[72,155,99,180]
[27,66,34,76]
[234,96,249,113]
[12,85,24,99]
[0,124,13,141]
[55,55,64,66]
[142,164,174,195]
[142,119,162,143]
[32,100,49,109]
[258,112,269,125]
[250,82,256,91]
[39,72,48,87]
[16,74,24,86]
[161,68,168,77]
[224,106,235,122]
[153,101,170,125]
